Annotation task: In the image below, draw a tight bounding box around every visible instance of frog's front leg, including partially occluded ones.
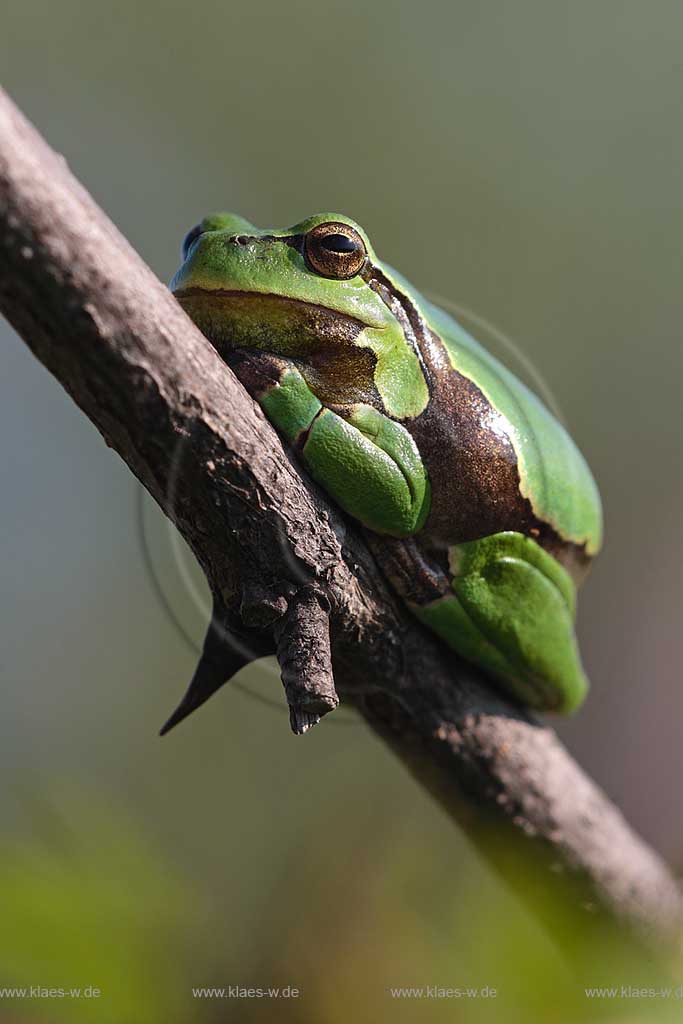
[230,350,431,537]
[413,532,588,713]
[226,349,323,443]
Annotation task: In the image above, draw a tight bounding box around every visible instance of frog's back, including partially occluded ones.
[420,300,602,562]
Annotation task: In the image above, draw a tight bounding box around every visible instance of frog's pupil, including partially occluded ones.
[320,233,357,253]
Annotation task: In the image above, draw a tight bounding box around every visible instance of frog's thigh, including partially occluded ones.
[301,405,430,536]
[414,531,588,713]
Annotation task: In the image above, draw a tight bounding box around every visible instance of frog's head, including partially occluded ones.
[170,212,429,418]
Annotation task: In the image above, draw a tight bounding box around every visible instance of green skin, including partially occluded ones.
[171,212,603,713]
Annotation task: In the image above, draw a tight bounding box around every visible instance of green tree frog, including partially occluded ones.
[171,213,602,713]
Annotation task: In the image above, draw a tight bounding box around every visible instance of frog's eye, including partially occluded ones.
[304,222,367,280]
[181,224,203,261]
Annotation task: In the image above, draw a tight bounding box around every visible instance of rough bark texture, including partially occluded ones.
[1,88,681,960]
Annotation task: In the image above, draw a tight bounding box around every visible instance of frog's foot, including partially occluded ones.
[413,531,588,713]
[364,534,451,605]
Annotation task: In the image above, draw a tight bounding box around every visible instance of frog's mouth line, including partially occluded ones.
[173,286,384,334]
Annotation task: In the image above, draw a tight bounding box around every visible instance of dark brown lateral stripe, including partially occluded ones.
[357,268,590,577]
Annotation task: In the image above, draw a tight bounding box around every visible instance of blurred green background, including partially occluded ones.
[2,1,683,1021]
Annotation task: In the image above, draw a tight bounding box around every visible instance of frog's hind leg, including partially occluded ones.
[413,531,588,713]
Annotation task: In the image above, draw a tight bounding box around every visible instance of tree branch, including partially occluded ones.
[1,88,680,959]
